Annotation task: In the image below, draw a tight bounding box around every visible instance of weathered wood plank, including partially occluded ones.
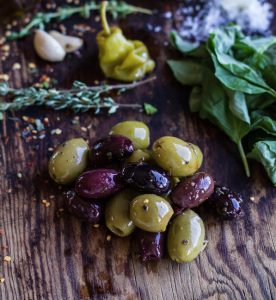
[1,0,276,299]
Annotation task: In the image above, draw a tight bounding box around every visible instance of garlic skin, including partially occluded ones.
[34,30,66,62]
[49,30,83,53]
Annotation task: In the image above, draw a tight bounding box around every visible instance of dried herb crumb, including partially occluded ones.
[144,103,157,115]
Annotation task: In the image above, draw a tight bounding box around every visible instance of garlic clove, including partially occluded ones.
[49,30,83,53]
[34,29,66,62]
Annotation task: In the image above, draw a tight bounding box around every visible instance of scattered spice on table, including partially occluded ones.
[3,256,11,262]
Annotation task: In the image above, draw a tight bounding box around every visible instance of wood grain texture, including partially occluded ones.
[1,0,276,299]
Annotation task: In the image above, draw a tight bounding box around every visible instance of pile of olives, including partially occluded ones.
[48,121,243,263]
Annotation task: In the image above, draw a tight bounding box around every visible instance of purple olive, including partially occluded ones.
[172,204,184,217]
[137,229,166,262]
[122,162,171,194]
[89,135,134,165]
[64,190,105,224]
[75,169,124,198]
[171,172,214,209]
[206,185,242,220]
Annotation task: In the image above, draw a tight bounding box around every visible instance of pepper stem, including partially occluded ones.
[101,1,111,36]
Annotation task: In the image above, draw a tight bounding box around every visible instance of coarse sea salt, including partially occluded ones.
[172,0,274,42]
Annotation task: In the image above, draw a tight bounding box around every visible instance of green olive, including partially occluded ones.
[193,144,203,168]
[130,194,173,232]
[151,136,203,177]
[48,138,89,185]
[121,149,156,168]
[171,176,180,188]
[108,121,150,150]
[105,188,140,237]
[167,209,205,263]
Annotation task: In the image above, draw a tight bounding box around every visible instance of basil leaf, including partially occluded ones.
[209,50,268,95]
[169,31,207,58]
[167,60,203,86]
[263,65,276,90]
[189,86,202,113]
[251,110,276,135]
[245,93,276,110]
[207,27,276,96]
[199,67,251,176]
[224,87,250,125]
[247,141,276,186]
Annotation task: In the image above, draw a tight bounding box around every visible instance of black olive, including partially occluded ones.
[206,185,242,221]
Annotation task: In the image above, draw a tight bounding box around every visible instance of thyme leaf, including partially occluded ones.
[7,1,152,40]
[0,76,156,115]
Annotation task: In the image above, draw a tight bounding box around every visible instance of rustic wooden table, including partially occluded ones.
[1,0,276,299]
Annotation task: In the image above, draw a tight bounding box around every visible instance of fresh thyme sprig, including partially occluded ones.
[0,76,156,115]
[7,1,152,40]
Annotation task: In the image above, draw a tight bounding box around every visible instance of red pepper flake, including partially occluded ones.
[27,118,35,124]
[27,136,32,142]
[18,153,23,157]
[27,162,34,166]
[0,230,3,234]
[2,246,7,250]
[92,233,97,238]
[56,211,60,218]
[43,117,50,126]
[53,145,58,149]
[5,136,9,142]
[44,180,48,183]
[33,199,36,202]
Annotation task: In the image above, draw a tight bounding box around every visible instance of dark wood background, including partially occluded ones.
[1,0,276,299]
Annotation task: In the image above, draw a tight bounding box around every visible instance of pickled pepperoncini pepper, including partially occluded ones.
[96,1,155,82]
